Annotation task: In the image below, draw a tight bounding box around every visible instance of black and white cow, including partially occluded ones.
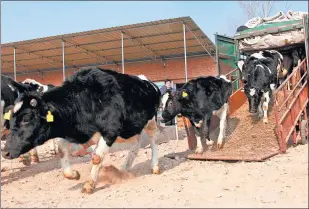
[237,50,283,90]
[1,75,57,164]
[2,67,162,194]
[238,50,285,123]
[160,75,232,153]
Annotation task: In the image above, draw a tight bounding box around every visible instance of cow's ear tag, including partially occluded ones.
[46,111,54,122]
[4,110,12,120]
[182,91,188,98]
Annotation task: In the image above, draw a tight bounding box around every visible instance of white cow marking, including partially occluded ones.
[251,52,265,59]
[161,93,169,110]
[137,75,148,81]
[219,75,231,83]
[237,60,245,71]
[262,91,270,123]
[249,88,256,96]
[256,64,271,74]
[138,74,159,93]
[270,84,276,90]
[13,101,23,113]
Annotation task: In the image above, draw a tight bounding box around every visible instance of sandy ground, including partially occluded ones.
[1,127,308,208]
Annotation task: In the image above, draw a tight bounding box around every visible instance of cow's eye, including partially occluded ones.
[22,115,32,123]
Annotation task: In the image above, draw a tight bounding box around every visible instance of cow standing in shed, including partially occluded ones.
[2,67,162,194]
[160,75,232,154]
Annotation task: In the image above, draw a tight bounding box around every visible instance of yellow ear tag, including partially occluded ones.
[4,110,12,120]
[46,111,54,122]
[182,91,188,98]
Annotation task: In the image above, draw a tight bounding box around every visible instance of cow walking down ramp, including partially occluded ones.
[187,89,280,162]
[186,57,308,162]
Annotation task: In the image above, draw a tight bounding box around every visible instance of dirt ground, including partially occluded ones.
[1,128,308,208]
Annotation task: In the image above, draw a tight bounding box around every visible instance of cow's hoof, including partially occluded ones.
[31,155,40,163]
[81,180,95,194]
[263,118,268,124]
[206,139,214,146]
[216,143,224,149]
[64,170,81,180]
[152,165,160,175]
[1,135,7,141]
[19,157,31,166]
[195,147,204,154]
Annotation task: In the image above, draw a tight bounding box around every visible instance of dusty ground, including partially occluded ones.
[1,128,308,208]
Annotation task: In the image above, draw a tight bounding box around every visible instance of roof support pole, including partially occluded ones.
[13,48,17,81]
[121,32,125,74]
[183,23,188,83]
[62,40,66,81]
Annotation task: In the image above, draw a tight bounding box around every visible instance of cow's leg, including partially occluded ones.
[216,103,229,149]
[144,117,160,174]
[258,100,263,119]
[30,148,39,163]
[82,136,111,194]
[120,135,142,171]
[58,138,80,180]
[50,138,57,155]
[262,91,271,124]
[197,116,212,152]
[0,100,4,127]
[195,136,204,154]
[19,152,31,166]
[150,138,160,174]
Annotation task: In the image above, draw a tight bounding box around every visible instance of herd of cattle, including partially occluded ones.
[0,46,306,194]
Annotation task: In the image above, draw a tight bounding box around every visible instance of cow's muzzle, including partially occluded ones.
[1,150,14,159]
[249,108,258,114]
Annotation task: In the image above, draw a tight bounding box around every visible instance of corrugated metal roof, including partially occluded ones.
[1,16,215,76]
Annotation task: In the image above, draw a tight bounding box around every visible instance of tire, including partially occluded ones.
[300,120,308,145]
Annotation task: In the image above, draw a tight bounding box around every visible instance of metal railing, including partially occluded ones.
[274,58,308,152]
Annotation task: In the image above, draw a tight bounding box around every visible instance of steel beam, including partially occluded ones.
[16,46,60,68]
[121,32,124,74]
[2,39,206,63]
[1,30,201,57]
[2,19,192,48]
[185,24,216,61]
[3,51,209,77]
[62,40,66,81]
[183,24,188,83]
[13,48,17,81]
[64,39,108,65]
[123,30,161,62]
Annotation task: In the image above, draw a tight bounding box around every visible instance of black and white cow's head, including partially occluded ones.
[160,90,185,123]
[291,49,301,67]
[243,61,272,114]
[1,87,52,159]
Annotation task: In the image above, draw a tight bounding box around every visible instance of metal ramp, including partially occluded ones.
[186,90,280,162]
[164,88,280,162]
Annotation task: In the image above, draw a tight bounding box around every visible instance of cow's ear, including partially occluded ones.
[7,80,30,95]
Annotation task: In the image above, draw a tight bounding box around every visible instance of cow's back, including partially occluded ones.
[58,68,161,139]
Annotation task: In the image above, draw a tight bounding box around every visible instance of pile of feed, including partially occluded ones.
[188,98,281,162]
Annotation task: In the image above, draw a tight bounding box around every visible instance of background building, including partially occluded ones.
[1,16,217,89]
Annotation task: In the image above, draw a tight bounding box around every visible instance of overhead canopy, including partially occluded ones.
[1,16,216,76]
